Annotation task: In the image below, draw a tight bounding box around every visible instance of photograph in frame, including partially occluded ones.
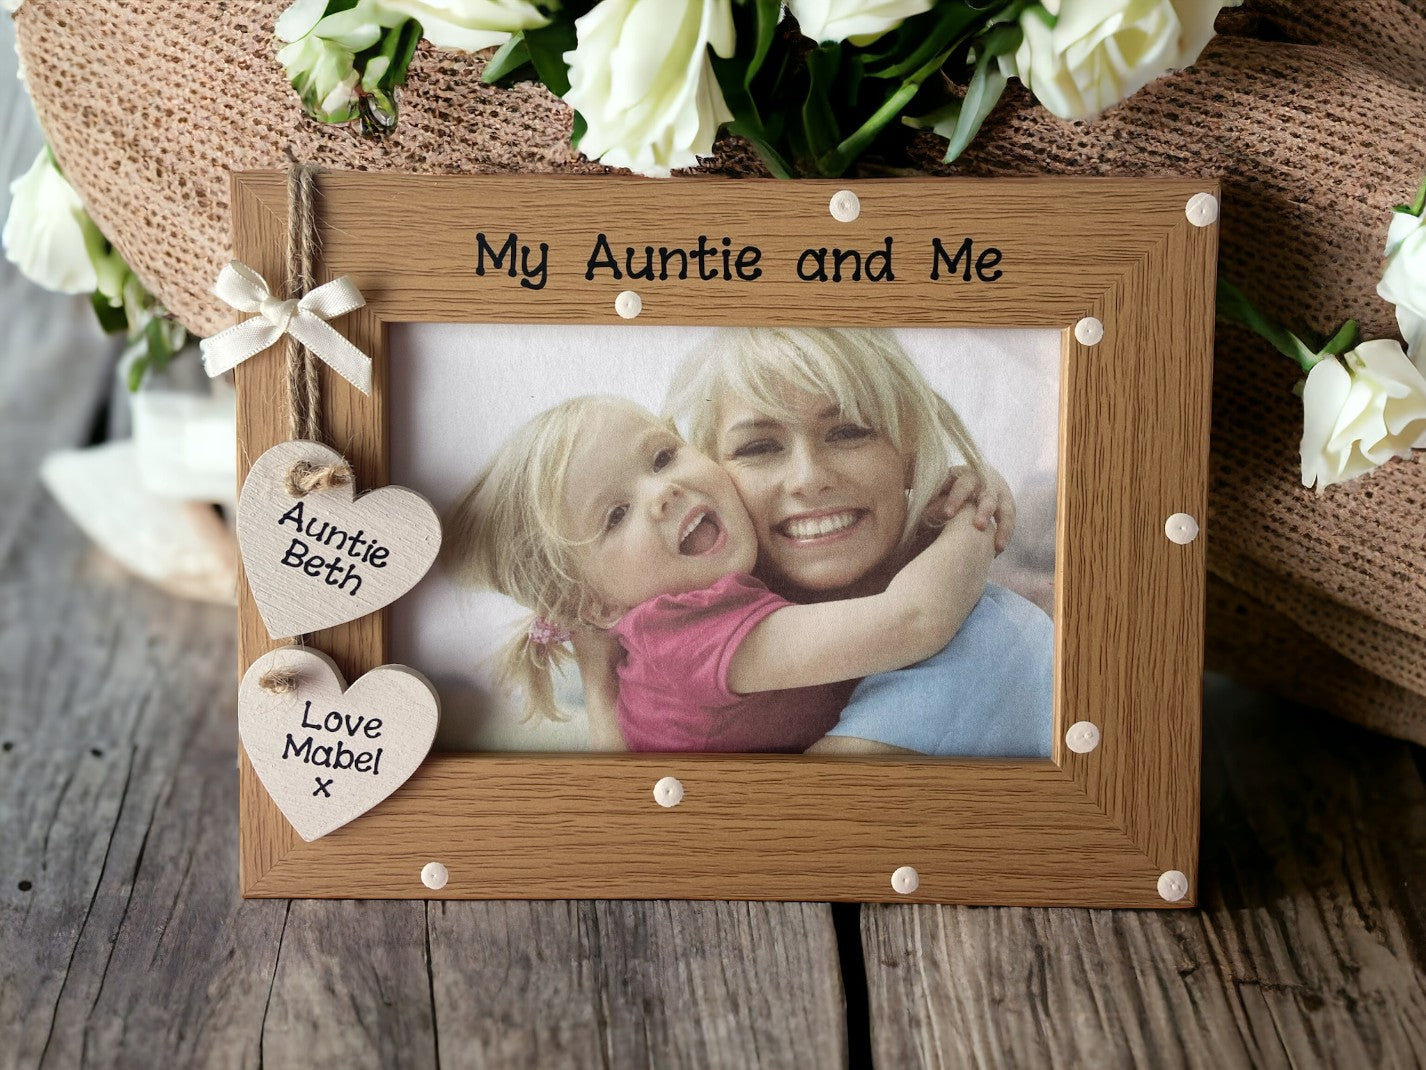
[391,323,1061,758]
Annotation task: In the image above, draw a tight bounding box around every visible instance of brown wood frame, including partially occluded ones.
[233,173,1216,905]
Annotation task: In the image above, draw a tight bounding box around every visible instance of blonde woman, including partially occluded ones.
[651,327,1054,757]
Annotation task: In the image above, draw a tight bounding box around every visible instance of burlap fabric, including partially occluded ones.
[16,1,1426,742]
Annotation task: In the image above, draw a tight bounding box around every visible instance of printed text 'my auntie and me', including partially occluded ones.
[277,500,390,595]
[473,232,1005,290]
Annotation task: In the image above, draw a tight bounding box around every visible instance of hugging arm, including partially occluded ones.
[571,626,628,752]
[728,507,994,694]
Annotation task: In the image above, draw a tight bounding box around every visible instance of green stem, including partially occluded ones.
[1410,175,1426,217]
[1217,278,1322,373]
[817,78,923,176]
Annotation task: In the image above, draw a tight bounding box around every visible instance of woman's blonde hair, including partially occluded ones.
[663,328,987,543]
[445,395,622,722]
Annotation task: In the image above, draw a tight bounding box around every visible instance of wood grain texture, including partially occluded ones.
[858,676,1426,1068]
[261,901,437,1069]
[427,900,846,1068]
[232,172,1216,904]
[0,329,286,1066]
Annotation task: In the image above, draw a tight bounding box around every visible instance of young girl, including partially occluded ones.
[445,394,994,752]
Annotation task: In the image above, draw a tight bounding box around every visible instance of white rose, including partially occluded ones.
[563,0,735,178]
[787,0,934,44]
[384,0,552,51]
[1377,209,1426,372]
[1001,0,1238,122]
[1299,338,1426,490]
[3,147,98,295]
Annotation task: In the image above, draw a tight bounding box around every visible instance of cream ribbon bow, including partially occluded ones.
[200,261,372,394]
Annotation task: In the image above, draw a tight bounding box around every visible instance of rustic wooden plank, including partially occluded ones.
[260,901,437,1069]
[858,675,1426,1067]
[0,28,291,1067]
[427,900,847,1069]
[0,443,290,1070]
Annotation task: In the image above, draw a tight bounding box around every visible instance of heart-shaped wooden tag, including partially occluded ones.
[239,647,440,842]
[238,440,441,638]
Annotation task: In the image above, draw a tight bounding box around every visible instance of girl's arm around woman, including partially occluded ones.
[728,509,994,694]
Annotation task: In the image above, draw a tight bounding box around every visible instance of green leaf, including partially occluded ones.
[91,291,128,334]
[1319,319,1360,357]
[862,3,983,81]
[385,19,422,87]
[976,18,1025,59]
[742,0,781,86]
[711,54,795,178]
[1217,278,1321,372]
[801,44,844,164]
[817,37,963,176]
[482,32,533,84]
[937,48,1010,162]
[126,351,151,393]
[524,20,577,98]
[145,315,176,366]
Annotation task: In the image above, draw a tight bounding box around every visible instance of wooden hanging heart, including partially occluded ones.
[238,440,441,638]
[239,647,439,842]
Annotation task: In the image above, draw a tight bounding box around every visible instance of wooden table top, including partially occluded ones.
[3,17,1425,1069]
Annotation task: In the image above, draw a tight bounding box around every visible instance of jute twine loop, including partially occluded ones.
[284,459,354,498]
[259,667,299,694]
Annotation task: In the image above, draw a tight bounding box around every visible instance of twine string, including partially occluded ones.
[262,163,331,681]
[285,163,323,444]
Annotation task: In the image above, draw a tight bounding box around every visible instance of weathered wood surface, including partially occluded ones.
[5,16,1426,1069]
[860,676,1426,1068]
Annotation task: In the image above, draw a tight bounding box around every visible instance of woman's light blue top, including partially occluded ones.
[825,583,1054,757]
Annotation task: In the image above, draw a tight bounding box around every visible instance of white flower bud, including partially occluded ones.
[1300,339,1426,490]
[3,148,98,295]
[1377,208,1426,371]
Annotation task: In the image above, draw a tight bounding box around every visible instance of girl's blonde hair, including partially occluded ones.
[663,328,987,544]
[445,395,622,723]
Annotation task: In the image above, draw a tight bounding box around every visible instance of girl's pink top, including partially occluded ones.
[611,573,850,752]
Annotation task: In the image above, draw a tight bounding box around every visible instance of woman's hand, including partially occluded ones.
[571,625,628,752]
[932,465,1017,554]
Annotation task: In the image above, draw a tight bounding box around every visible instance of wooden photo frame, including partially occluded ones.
[233,173,1216,906]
